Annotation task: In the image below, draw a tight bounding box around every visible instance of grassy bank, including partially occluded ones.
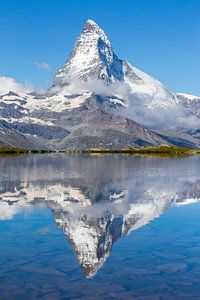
[0,148,55,155]
[0,145,200,157]
[0,147,28,154]
[65,145,200,157]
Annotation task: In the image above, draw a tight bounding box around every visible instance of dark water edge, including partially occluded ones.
[1,145,200,157]
[0,154,200,299]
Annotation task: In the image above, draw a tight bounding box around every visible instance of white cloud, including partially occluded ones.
[70,78,200,130]
[0,76,35,95]
[122,93,200,130]
[0,73,199,131]
[48,77,130,98]
[32,61,51,70]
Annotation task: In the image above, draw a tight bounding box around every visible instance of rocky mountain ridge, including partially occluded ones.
[0,19,200,149]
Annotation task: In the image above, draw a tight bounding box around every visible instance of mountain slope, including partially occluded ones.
[0,19,200,149]
[52,19,175,106]
[53,19,124,86]
[51,20,177,109]
[0,93,168,150]
[177,93,200,117]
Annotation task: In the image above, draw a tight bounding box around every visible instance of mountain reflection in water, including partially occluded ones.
[0,154,200,278]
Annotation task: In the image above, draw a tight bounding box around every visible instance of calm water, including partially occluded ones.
[1,154,200,299]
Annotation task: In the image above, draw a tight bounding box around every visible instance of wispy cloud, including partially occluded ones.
[49,77,200,130]
[32,61,51,70]
[0,76,34,95]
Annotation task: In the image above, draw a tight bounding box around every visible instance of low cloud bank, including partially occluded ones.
[80,78,200,130]
[122,93,200,130]
[0,76,34,95]
[1,74,200,131]
[56,77,200,130]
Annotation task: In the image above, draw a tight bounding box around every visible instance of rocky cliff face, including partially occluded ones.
[0,91,170,150]
[0,19,200,149]
[53,19,124,86]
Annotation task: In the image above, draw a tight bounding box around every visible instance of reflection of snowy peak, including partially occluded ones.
[54,209,122,278]
[0,185,172,278]
[0,182,199,277]
[1,154,200,277]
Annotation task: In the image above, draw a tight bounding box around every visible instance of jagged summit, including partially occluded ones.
[52,19,176,116]
[1,19,200,150]
[82,19,106,36]
[53,19,124,86]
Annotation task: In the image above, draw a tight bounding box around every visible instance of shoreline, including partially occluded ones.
[1,145,200,157]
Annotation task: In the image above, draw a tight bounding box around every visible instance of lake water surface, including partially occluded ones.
[1,154,200,299]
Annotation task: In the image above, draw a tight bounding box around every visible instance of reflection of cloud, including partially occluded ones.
[32,62,51,70]
[1,179,200,277]
[1,154,200,277]
[0,202,34,220]
[37,227,50,235]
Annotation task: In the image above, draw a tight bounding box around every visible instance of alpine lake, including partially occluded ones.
[1,153,200,299]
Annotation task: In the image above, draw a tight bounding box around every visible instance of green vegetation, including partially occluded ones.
[0,147,55,155]
[0,147,29,154]
[0,145,200,157]
[70,145,200,157]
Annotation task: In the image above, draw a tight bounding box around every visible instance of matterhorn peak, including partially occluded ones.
[82,19,109,44]
[53,19,124,86]
[82,19,101,33]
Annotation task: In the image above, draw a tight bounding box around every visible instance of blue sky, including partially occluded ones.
[0,0,199,95]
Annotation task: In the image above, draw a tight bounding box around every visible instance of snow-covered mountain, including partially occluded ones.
[52,19,174,103]
[177,93,200,118]
[53,19,124,86]
[0,19,200,149]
